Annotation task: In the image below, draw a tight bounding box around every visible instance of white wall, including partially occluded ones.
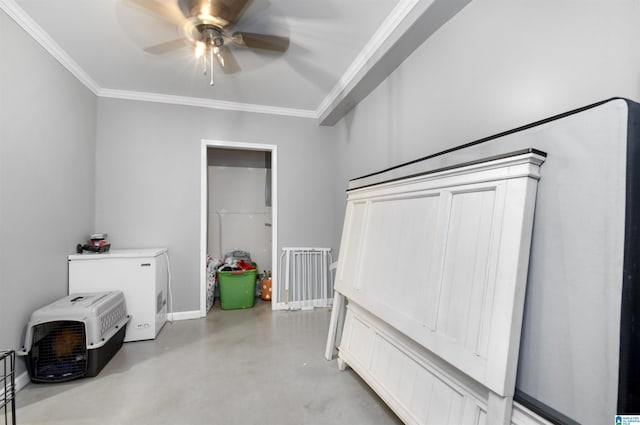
[95,98,338,312]
[208,164,272,272]
[0,10,97,374]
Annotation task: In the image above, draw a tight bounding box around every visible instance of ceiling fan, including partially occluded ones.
[129,0,290,85]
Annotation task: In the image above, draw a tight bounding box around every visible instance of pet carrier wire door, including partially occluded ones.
[0,350,15,425]
[277,248,333,310]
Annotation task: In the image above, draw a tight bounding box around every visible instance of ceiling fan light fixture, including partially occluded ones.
[141,0,288,86]
[194,41,206,58]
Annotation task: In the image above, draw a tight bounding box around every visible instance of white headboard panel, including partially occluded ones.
[333,149,546,424]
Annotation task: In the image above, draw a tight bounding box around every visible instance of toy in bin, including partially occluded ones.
[18,291,129,383]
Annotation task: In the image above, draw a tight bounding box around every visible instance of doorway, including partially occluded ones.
[200,140,278,316]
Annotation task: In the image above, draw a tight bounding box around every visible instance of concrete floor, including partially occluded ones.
[15,299,402,425]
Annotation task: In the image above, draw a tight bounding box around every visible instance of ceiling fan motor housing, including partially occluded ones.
[196,24,225,47]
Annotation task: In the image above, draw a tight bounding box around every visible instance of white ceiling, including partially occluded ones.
[2,0,471,123]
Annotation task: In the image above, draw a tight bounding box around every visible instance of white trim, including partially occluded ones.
[4,369,30,395]
[200,140,278,316]
[317,0,471,125]
[16,370,29,392]
[167,310,201,321]
[315,0,423,117]
[0,0,100,94]
[0,368,28,396]
[99,89,317,119]
[200,141,208,316]
[0,0,313,119]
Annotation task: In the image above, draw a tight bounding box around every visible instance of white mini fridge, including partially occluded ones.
[68,248,168,342]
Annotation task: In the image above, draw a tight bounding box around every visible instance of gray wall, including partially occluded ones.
[95,98,338,312]
[331,1,640,424]
[0,10,97,373]
[332,0,640,251]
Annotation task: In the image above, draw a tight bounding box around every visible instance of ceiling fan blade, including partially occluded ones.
[213,0,252,27]
[232,32,289,52]
[144,38,191,54]
[125,0,185,25]
[214,46,241,74]
[179,0,251,27]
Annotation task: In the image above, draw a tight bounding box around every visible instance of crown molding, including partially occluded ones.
[1,0,317,119]
[315,0,423,117]
[98,88,318,119]
[2,0,467,123]
[317,0,472,126]
[0,0,100,94]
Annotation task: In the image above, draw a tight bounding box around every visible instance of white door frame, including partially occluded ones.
[200,139,278,316]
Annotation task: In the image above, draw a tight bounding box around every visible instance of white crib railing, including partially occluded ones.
[277,248,333,310]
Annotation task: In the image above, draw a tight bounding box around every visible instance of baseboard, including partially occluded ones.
[0,368,29,398]
[15,370,29,392]
[167,310,201,321]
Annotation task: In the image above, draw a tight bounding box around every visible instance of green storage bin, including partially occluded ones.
[218,269,256,310]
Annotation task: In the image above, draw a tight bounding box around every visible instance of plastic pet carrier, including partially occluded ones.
[18,291,130,383]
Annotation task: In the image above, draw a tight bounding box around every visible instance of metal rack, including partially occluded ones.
[0,350,15,425]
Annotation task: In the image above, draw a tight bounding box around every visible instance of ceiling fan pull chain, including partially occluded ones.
[210,47,214,86]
